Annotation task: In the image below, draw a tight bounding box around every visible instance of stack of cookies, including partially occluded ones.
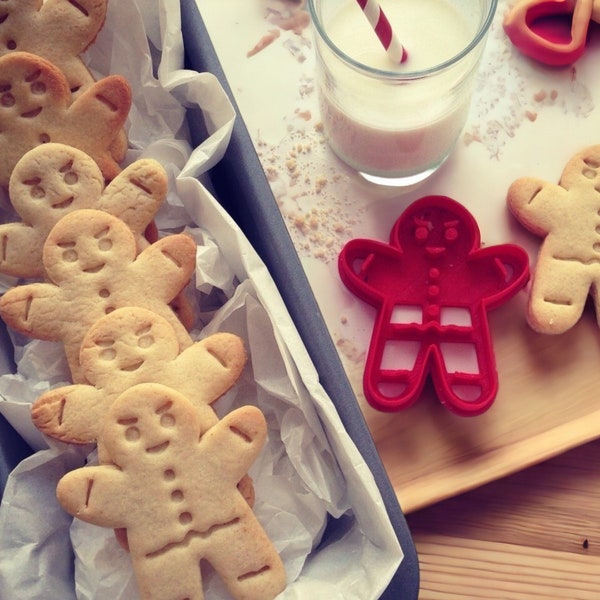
[0,2,286,599]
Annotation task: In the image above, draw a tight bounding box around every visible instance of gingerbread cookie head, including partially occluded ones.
[56,383,286,600]
[80,307,181,388]
[9,143,104,226]
[0,51,130,184]
[42,207,135,285]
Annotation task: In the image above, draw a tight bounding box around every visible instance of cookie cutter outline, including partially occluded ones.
[338,195,530,416]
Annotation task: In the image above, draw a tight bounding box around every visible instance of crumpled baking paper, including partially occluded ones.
[0,1,403,598]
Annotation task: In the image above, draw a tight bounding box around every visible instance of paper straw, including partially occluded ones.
[356,0,408,64]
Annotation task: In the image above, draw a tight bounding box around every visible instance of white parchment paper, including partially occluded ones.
[0,1,403,598]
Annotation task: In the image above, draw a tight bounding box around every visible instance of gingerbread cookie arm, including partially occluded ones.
[507,177,567,235]
[57,465,129,528]
[61,75,131,180]
[31,385,108,444]
[0,282,61,340]
[201,406,267,481]
[132,233,197,304]
[99,159,167,248]
[0,222,46,278]
[173,333,247,405]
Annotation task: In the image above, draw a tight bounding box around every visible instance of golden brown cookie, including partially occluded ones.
[56,383,287,600]
[507,144,600,334]
[0,0,128,161]
[0,0,107,95]
[0,51,130,185]
[0,143,167,279]
[0,209,196,382]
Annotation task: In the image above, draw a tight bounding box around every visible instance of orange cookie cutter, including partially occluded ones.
[503,0,600,66]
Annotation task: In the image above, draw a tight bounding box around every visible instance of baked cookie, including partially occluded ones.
[0,209,196,382]
[31,307,246,447]
[0,0,107,95]
[56,383,287,600]
[0,51,130,185]
[0,0,127,161]
[507,144,600,334]
[0,143,166,279]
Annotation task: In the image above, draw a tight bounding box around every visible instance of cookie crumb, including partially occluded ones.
[525,110,537,122]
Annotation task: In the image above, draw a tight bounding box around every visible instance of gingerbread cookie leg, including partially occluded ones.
[528,258,588,333]
[204,516,287,600]
[134,546,205,600]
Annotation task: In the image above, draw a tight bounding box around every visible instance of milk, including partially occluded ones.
[311,0,492,184]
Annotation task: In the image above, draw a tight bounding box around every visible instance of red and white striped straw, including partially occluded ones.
[356,0,408,64]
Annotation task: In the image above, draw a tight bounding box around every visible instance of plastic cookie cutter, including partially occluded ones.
[503,0,600,66]
[338,195,530,416]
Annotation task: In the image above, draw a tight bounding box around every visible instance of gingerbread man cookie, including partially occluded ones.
[56,383,287,600]
[0,0,127,161]
[339,195,529,415]
[0,143,166,279]
[0,51,130,185]
[0,209,195,382]
[0,0,107,95]
[508,144,600,334]
[31,307,247,447]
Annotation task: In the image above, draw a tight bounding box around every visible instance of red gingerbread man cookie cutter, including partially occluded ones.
[338,195,530,416]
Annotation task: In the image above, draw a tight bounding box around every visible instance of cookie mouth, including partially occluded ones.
[52,196,74,210]
[120,360,144,373]
[83,262,105,274]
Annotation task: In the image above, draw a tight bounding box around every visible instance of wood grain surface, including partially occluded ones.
[406,439,600,598]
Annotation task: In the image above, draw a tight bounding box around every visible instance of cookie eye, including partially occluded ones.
[29,185,45,199]
[58,242,78,262]
[97,238,112,251]
[63,171,78,185]
[138,335,154,349]
[30,81,46,95]
[59,161,78,185]
[94,226,113,251]
[0,92,14,107]
[160,414,176,428]
[125,426,141,442]
[100,348,117,361]
[5,40,16,51]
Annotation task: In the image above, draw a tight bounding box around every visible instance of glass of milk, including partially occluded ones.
[308,0,497,186]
